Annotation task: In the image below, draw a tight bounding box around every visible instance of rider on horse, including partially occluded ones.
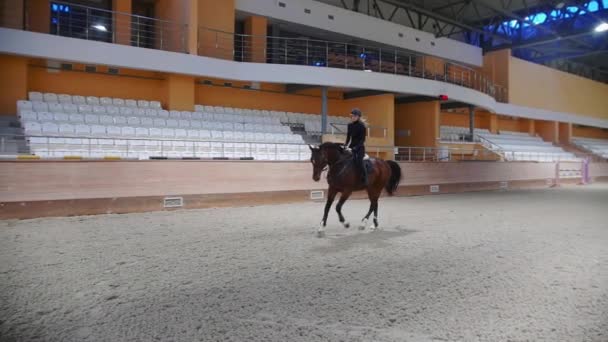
[345,108,368,185]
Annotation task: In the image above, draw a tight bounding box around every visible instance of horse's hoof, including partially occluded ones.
[358,225,366,230]
[317,231,326,238]
[343,222,350,229]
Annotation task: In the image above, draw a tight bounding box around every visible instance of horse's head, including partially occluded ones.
[309,145,326,182]
[309,143,346,182]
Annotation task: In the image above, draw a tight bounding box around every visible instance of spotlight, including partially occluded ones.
[594,22,608,32]
[359,53,367,59]
[92,24,107,32]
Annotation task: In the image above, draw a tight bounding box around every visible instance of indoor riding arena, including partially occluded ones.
[1,1,607,341]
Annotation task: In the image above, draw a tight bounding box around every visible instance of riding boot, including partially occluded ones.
[361,163,368,186]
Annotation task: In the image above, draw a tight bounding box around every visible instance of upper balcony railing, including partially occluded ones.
[198,27,509,103]
[0,1,189,53]
[0,1,507,103]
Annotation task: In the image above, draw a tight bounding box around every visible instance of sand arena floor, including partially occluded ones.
[1,184,607,342]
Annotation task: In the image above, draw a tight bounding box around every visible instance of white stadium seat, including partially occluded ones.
[162,128,175,138]
[149,101,162,109]
[114,116,127,125]
[17,100,33,113]
[54,113,69,122]
[63,104,78,114]
[69,114,85,123]
[37,112,54,122]
[112,98,125,106]
[78,105,93,114]
[149,128,163,138]
[42,122,59,134]
[23,122,42,134]
[20,110,37,122]
[91,125,107,136]
[135,127,149,137]
[48,102,63,113]
[127,117,141,126]
[133,108,146,116]
[93,105,106,115]
[59,123,75,135]
[107,126,122,137]
[43,93,58,103]
[33,101,49,112]
[86,96,100,105]
[169,110,181,119]
[58,94,72,104]
[100,97,113,106]
[145,109,158,117]
[85,114,99,124]
[153,118,166,127]
[137,100,150,108]
[100,115,114,125]
[75,124,90,135]
[121,126,135,137]
[29,92,43,101]
[125,99,137,107]
[72,95,86,105]
[120,107,134,116]
[141,117,154,126]
[158,110,169,118]
[106,106,120,115]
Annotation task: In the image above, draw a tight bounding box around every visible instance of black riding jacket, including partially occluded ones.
[345,120,366,149]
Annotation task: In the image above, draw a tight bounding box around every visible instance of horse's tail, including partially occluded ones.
[385,160,402,196]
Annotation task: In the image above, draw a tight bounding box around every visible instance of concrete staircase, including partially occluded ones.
[0,116,29,155]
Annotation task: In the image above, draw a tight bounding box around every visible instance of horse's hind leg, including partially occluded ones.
[336,191,352,228]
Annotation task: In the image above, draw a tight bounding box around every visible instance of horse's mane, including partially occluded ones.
[319,142,346,154]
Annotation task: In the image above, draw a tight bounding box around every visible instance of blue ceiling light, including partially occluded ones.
[588,1,599,12]
[359,53,367,59]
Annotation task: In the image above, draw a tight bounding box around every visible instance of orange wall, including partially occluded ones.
[27,0,49,33]
[196,84,344,115]
[198,0,235,59]
[573,126,608,139]
[0,55,28,116]
[27,65,165,104]
[483,49,510,96]
[165,75,195,111]
[112,0,132,45]
[440,111,490,129]
[509,56,608,119]
[155,0,194,53]
[1,0,24,29]
[497,117,531,133]
[535,120,559,143]
[342,94,395,145]
[559,122,572,144]
[244,16,267,63]
[395,101,440,147]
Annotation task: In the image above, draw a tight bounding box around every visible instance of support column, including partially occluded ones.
[112,0,131,45]
[468,105,475,141]
[27,0,50,33]
[528,119,535,136]
[244,16,267,63]
[489,114,498,134]
[198,0,235,59]
[164,75,195,111]
[0,55,28,116]
[559,122,572,145]
[155,0,197,54]
[321,86,328,135]
[535,120,559,143]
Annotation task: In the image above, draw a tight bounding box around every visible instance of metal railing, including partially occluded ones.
[328,122,388,139]
[47,1,188,53]
[0,2,507,102]
[198,27,509,103]
[394,146,501,162]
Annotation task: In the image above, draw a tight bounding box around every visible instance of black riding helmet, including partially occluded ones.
[351,108,362,117]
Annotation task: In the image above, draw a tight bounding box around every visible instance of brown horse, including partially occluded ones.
[309,142,402,237]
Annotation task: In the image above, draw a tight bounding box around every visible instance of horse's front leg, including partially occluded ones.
[318,187,338,237]
[335,190,352,229]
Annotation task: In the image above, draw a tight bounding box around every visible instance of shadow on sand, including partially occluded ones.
[311,226,418,254]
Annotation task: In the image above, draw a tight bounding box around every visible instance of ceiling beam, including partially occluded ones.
[286,84,318,93]
[485,29,598,51]
[532,49,608,63]
[343,90,389,99]
[470,0,594,49]
[375,0,512,43]
[395,95,437,104]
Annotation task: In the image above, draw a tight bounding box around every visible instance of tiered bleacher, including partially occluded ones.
[572,137,608,159]
[479,130,578,162]
[440,126,489,142]
[16,92,349,160]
